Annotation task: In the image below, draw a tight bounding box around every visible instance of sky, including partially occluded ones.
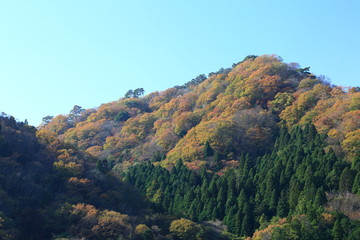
[0,0,359,126]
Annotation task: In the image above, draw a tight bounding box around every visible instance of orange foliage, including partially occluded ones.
[39,54,359,170]
[120,113,156,140]
[86,146,103,158]
[342,129,360,160]
[167,119,239,162]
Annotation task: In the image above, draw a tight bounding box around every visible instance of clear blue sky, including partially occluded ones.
[1,0,359,126]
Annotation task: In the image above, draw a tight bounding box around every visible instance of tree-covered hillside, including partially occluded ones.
[1,55,359,239]
[40,55,359,172]
[125,125,360,239]
[0,116,170,239]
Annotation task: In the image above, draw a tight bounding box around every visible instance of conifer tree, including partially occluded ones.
[339,167,354,192]
[352,172,360,194]
[313,187,326,207]
[237,189,247,213]
[223,206,237,233]
[269,189,278,215]
[276,190,288,217]
[303,166,316,200]
[258,213,267,230]
[241,215,251,237]
[332,219,344,240]
[203,141,214,158]
[234,209,243,235]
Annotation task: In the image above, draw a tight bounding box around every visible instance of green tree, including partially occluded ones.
[332,219,344,240]
[203,141,214,158]
[96,159,109,174]
[41,115,54,125]
[241,214,251,237]
[339,167,354,192]
[276,190,288,217]
[125,89,133,98]
[352,172,360,194]
[114,110,131,122]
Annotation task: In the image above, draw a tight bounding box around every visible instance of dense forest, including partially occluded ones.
[1,55,359,239]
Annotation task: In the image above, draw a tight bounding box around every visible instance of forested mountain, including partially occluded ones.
[1,55,359,239]
[40,55,359,170]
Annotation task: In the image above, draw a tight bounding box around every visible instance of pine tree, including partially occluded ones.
[339,167,354,192]
[241,214,251,237]
[213,151,221,170]
[216,202,225,220]
[258,213,267,230]
[352,172,360,194]
[351,156,360,171]
[223,206,237,233]
[276,190,288,217]
[332,219,344,240]
[199,199,215,221]
[203,141,214,157]
[189,201,197,220]
[237,189,247,213]
[313,187,326,207]
[269,189,278,215]
[303,166,316,200]
[225,191,236,216]
[234,209,243,235]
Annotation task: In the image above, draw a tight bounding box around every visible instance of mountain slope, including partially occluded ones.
[0,116,154,239]
[40,55,359,171]
[1,54,359,239]
[125,124,360,238]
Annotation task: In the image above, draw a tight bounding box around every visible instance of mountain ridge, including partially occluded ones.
[40,54,359,172]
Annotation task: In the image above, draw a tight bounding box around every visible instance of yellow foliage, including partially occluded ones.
[91,210,131,239]
[103,136,117,150]
[36,128,57,145]
[54,160,83,176]
[135,224,151,235]
[86,146,103,158]
[169,218,204,240]
[342,129,360,160]
[322,213,334,222]
[120,113,156,139]
[167,119,238,162]
[149,88,180,110]
[37,54,359,168]
[68,177,91,184]
[71,203,99,218]
[280,84,332,129]
[44,115,70,134]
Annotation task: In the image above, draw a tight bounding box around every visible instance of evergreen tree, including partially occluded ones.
[96,159,109,173]
[339,167,354,192]
[352,172,360,194]
[313,187,326,207]
[269,189,278,215]
[332,219,344,240]
[258,213,267,230]
[303,166,316,200]
[276,190,288,217]
[233,209,243,235]
[203,141,214,158]
[223,206,237,233]
[241,214,251,237]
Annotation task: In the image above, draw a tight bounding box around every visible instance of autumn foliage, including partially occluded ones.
[40,55,359,171]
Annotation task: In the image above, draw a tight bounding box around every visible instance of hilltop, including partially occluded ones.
[40,55,359,171]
